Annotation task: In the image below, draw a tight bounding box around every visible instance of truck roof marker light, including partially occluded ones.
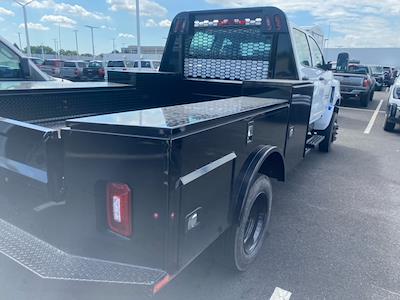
[274,14,282,31]
[107,183,132,237]
[194,18,262,28]
[153,274,171,294]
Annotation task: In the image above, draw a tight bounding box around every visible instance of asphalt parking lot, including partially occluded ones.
[1,90,399,300]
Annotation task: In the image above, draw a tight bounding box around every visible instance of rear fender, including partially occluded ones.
[233,145,285,224]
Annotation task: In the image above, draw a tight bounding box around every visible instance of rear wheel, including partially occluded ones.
[369,90,374,101]
[225,174,272,271]
[360,93,369,107]
[383,115,396,132]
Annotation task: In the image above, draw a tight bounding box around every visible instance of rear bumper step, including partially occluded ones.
[0,218,168,293]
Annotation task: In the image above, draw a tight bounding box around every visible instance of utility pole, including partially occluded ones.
[14,0,35,56]
[74,30,79,56]
[17,32,22,50]
[85,25,98,59]
[136,0,141,70]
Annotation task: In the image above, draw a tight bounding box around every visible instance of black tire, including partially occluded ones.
[360,93,369,107]
[318,111,338,153]
[369,90,374,101]
[383,115,396,132]
[225,174,272,272]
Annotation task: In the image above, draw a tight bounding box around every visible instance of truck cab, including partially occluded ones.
[0,35,54,82]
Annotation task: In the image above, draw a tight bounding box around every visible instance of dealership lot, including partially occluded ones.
[0,90,399,300]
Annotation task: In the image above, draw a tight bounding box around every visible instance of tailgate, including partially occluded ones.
[0,118,62,199]
[334,73,364,87]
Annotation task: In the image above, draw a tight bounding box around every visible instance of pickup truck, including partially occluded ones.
[0,7,340,295]
[334,64,375,107]
[384,76,400,131]
[82,60,106,81]
[60,60,87,81]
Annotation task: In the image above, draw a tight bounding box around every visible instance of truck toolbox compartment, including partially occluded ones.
[0,82,138,198]
[65,96,289,272]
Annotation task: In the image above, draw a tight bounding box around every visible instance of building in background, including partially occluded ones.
[121,45,164,55]
[326,48,400,67]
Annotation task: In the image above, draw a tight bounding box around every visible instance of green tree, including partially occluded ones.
[60,49,78,56]
[27,45,56,55]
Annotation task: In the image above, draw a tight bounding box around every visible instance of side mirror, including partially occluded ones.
[336,52,349,72]
[322,62,333,71]
[20,57,31,78]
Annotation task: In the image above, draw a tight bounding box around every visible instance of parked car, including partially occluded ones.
[133,60,161,70]
[384,76,400,131]
[370,65,384,91]
[334,63,375,107]
[0,35,61,81]
[29,57,44,66]
[106,60,134,71]
[82,60,105,81]
[60,60,87,81]
[40,59,64,77]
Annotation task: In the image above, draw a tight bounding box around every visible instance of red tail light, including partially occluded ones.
[99,68,105,76]
[74,68,80,75]
[363,79,370,87]
[107,183,132,237]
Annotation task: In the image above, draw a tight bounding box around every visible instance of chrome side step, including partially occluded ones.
[0,218,167,287]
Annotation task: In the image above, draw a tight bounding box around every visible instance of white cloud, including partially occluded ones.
[41,15,77,28]
[118,33,135,38]
[19,22,50,31]
[107,0,167,17]
[145,18,158,27]
[159,19,171,28]
[0,7,14,16]
[145,18,171,28]
[205,0,400,47]
[31,0,110,20]
[101,25,116,31]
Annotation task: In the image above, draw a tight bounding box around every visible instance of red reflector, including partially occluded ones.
[107,183,132,237]
[153,274,171,294]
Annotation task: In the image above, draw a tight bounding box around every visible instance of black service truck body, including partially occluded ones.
[0,6,337,295]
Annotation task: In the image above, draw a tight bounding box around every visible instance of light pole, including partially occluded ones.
[17,32,23,50]
[14,0,35,56]
[112,38,115,53]
[74,30,79,56]
[41,44,44,60]
[136,0,141,70]
[58,24,62,57]
[52,38,58,58]
[85,25,98,59]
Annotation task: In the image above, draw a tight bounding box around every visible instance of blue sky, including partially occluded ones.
[0,0,399,54]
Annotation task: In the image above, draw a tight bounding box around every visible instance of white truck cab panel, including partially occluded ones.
[290,26,340,130]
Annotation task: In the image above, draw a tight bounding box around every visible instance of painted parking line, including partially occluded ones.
[269,287,292,300]
[364,99,384,134]
[340,106,385,113]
